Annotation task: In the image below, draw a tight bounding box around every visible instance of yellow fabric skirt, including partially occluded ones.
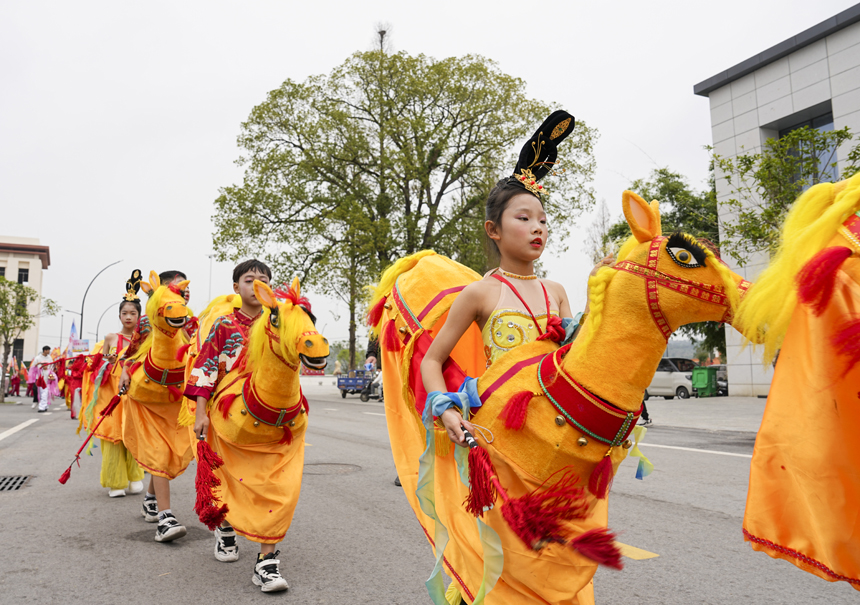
[122,396,192,480]
[100,439,145,489]
[743,253,860,590]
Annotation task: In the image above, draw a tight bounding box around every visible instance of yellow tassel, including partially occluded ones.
[435,427,451,457]
[76,409,85,435]
[445,582,463,605]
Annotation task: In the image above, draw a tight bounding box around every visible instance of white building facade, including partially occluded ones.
[694,4,860,396]
[0,236,51,363]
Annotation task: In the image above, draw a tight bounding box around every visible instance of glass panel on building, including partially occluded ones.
[12,339,24,363]
[778,112,838,184]
[17,268,28,285]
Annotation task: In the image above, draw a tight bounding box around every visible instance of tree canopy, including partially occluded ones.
[212,48,598,367]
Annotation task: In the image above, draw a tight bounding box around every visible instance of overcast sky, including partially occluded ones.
[2,0,855,351]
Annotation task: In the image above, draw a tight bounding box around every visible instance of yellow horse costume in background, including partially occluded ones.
[369,192,751,604]
[741,173,860,590]
[186,279,330,543]
[122,272,194,479]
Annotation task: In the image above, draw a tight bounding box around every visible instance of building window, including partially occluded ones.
[779,112,838,183]
[17,268,29,285]
[0,267,5,278]
[12,339,24,363]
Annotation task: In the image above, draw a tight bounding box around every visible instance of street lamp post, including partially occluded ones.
[80,260,122,336]
[95,302,117,343]
[207,254,215,301]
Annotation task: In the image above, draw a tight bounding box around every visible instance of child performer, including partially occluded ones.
[85,271,146,497]
[185,260,295,593]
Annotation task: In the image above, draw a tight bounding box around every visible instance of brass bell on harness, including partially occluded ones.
[399,326,407,334]
[240,409,247,415]
[554,415,565,426]
[289,420,295,427]
[622,439,633,449]
[577,437,588,447]
[253,421,260,427]
[384,303,392,310]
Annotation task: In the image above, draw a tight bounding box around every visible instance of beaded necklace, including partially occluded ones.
[499,269,537,281]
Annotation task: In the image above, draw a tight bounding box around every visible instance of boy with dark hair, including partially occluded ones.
[185,259,289,591]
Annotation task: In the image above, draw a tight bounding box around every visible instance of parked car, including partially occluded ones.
[645,357,698,400]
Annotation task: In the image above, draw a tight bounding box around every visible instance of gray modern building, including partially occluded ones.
[694,4,860,396]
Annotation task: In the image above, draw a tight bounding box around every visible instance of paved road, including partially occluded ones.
[0,386,855,604]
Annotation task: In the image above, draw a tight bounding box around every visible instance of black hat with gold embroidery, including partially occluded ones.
[506,110,575,197]
[124,269,142,302]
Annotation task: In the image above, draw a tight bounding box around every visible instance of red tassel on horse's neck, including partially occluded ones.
[537,314,565,343]
[464,446,498,516]
[797,247,853,315]
[383,320,402,352]
[367,297,386,328]
[129,361,142,376]
[168,385,183,403]
[571,528,623,570]
[279,425,293,445]
[588,451,614,499]
[175,343,192,361]
[500,391,533,430]
[833,317,860,374]
[218,393,237,419]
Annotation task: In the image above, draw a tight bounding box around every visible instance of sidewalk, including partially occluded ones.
[643,396,766,433]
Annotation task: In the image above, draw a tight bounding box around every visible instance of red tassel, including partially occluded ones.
[185,316,199,337]
[833,317,860,374]
[100,366,112,386]
[175,343,192,361]
[501,470,589,550]
[588,453,614,499]
[537,314,566,343]
[383,320,402,352]
[129,361,142,376]
[90,353,104,371]
[37,376,46,389]
[279,425,293,445]
[500,391,533,430]
[102,394,122,417]
[168,385,183,402]
[464,446,498,516]
[367,297,386,328]
[570,528,623,570]
[194,440,229,530]
[58,466,72,484]
[217,393,237,419]
[797,247,853,315]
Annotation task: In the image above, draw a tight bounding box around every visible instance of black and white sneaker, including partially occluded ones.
[141,497,158,523]
[252,551,289,592]
[154,513,187,543]
[214,525,239,562]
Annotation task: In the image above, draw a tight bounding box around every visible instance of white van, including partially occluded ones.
[645,358,697,400]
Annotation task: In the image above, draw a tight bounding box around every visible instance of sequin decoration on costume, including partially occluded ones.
[481,309,557,368]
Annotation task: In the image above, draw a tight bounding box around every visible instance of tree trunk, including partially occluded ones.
[348,264,357,371]
[0,341,10,404]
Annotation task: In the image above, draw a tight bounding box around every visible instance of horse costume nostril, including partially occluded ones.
[304,340,313,348]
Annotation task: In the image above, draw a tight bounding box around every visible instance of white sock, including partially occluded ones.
[158,508,172,520]
[144,493,156,500]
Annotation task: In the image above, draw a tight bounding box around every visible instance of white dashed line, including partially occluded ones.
[0,419,39,443]
[363,412,386,417]
[639,443,752,458]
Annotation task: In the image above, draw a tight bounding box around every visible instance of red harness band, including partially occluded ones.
[537,346,641,446]
[142,353,185,386]
[242,380,305,428]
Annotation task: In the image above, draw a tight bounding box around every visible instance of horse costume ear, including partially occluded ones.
[141,270,160,295]
[622,191,661,243]
[290,276,301,298]
[175,279,190,293]
[254,280,277,309]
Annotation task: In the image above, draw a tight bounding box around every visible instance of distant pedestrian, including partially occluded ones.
[638,397,652,426]
[31,346,53,412]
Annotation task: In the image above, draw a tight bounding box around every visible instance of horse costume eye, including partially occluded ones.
[270,311,279,328]
[667,247,702,268]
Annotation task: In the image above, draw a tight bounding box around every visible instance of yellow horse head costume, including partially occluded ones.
[369,191,751,604]
[122,271,195,480]
[191,278,330,542]
[741,173,860,591]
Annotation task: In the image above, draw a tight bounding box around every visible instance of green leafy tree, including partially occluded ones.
[715,126,860,265]
[0,277,60,402]
[213,42,598,364]
[607,166,725,359]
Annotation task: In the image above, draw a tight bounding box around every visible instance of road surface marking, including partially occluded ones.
[616,542,659,560]
[305,443,313,447]
[323,408,339,411]
[0,419,39,443]
[639,443,752,459]
[363,412,386,417]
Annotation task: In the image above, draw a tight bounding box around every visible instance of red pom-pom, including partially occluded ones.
[500,391,533,430]
[129,361,142,376]
[168,385,183,402]
[175,343,192,361]
[217,393,237,419]
[464,446,498,517]
[588,454,614,499]
[571,528,623,570]
[279,425,293,445]
[383,320,402,352]
[797,247,853,315]
[367,298,386,328]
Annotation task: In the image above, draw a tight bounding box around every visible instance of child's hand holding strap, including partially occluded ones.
[427,390,477,448]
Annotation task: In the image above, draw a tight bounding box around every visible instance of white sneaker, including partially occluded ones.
[214,526,239,562]
[252,551,289,592]
[154,513,187,543]
[128,481,144,494]
[108,489,126,498]
[141,497,158,523]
